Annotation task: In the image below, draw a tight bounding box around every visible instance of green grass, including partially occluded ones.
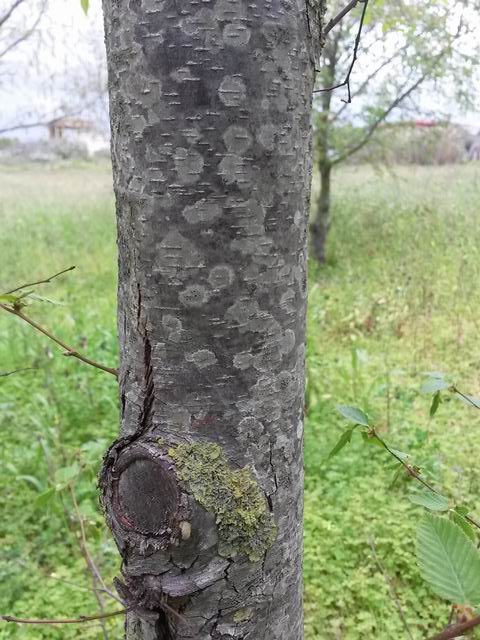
[1,161,480,638]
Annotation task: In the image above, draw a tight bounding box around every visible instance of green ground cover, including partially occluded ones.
[1,162,480,638]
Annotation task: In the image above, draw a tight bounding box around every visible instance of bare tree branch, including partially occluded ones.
[330,72,428,165]
[324,0,363,36]
[315,0,370,103]
[0,0,26,29]
[330,47,407,123]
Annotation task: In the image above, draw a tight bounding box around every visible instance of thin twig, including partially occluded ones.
[69,488,111,639]
[369,538,414,640]
[427,613,480,640]
[452,386,480,410]
[3,266,76,295]
[0,304,118,377]
[315,0,369,103]
[372,430,480,532]
[69,485,123,606]
[0,367,36,378]
[1,608,131,625]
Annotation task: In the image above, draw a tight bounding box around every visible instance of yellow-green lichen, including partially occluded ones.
[233,607,253,623]
[168,442,276,561]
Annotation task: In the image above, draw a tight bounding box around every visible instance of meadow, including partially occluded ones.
[1,161,480,638]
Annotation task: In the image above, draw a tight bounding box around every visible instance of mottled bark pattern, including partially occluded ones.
[101,0,322,638]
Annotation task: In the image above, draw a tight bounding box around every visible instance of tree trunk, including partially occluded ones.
[100,1,323,638]
[310,161,331,263]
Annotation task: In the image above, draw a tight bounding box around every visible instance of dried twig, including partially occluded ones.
[315,0,370,103]
[427,613,480,640]
[1,608,131,625]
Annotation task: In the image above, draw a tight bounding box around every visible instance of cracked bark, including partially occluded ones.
[101,0,325,638]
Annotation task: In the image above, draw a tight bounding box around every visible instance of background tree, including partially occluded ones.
[310,0,480,263]
[99,0,324,638]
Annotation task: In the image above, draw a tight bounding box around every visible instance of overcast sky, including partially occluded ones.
[0,0,478,140]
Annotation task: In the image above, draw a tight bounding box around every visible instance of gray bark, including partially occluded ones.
[100,1,324,638]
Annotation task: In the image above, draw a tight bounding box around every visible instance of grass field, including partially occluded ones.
[1,161,480,638]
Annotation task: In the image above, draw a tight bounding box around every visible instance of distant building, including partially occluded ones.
[46,116,109,156]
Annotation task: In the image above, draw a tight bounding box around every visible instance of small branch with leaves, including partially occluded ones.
[0,267,118,378]
[330,373,480,640]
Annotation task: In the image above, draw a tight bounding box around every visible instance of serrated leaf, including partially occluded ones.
[81,0,89,14]
[327,427,355,459]
[450,512,476,543]
[409,491,449,511]
[422,378,451,393]
[417,514,480,606]
[430,391,441,417]
[335,404,369,426]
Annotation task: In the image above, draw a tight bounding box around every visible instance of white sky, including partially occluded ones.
[0,0,478,139]
[0,0,107,139]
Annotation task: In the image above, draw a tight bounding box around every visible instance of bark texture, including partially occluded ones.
[101,1,323,638]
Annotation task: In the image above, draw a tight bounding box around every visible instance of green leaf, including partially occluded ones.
[54,463,80,487]
[0,293,18,303]
[327,427,355,459]
[422,378,451,393]
[34,488,56,508]
[361,432,384,448]
[17,474,43,492]
[26,293,64,305]
[430,391,441,417]
[335,404,370,426]
[450,512,476,543]
[417,514,480,606]
[81,0,89,14]
[409,491,449,511]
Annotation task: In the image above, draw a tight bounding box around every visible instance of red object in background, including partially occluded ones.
[415,119,436,128]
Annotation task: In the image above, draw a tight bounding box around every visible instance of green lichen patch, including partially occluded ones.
[233,607,253,623]
[168,442,276,561]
